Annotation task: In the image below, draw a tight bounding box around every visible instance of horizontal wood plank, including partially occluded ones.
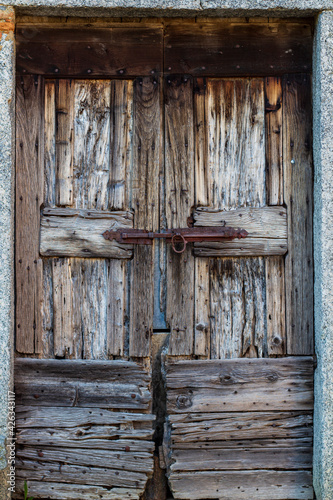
[40,209,133,258]
[17,27,163,77]
[14,481,142,500]
[169,411,313,442]
[193,206,287,256]
[166,358,313,413]
[171,445,313,471]
[165,22,312,77]
[168,470,313,499]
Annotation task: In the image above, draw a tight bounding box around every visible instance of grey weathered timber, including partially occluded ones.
[169,470,313,500]
[166,358,313,413]
[40,208,133,258]
[14,358,154,499]
[193,206,287,256]
[129,76,162,357]
[169,412,313,442]
[13,481,142,500]
[283,74,313,355]
[16,75,44,354]
[55,79,74,206]
[165,76,195,356]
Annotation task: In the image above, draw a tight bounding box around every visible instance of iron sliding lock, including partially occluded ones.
[103,222,248,254]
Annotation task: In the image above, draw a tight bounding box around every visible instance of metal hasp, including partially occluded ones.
[103,226,248,254]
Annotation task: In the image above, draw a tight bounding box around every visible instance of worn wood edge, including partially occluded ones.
[194,238,287,257]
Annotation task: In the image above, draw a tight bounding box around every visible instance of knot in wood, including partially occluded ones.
[219,374,234,384]
[266,372,279,382]
[176,394,192,409]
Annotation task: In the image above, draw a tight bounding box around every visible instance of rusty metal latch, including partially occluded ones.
[103,226,248,254]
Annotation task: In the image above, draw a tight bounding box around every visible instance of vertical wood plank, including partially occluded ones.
[73,80,111,359]
[165,76,195,356]
[265,256,286,356]
[52,258,73,358]
[194,78,210,357]
[55,80,74,206]
[108,80,133,357]
[16,75,44,354]
[265,77,283,206]
[207,79,266,359]
[130,76,162,357]
[265,77,286,357]
[283,74,313,355]
[44,80,56,207]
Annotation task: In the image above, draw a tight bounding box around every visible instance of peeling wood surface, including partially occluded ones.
[15,359,154,500]
[40,209,133,258]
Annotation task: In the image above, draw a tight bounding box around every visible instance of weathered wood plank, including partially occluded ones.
[164,22,312,77]
[168,470,313,500]
[169,411,313,441]
[14,481,142,500]
[283,74,313,355]
[16,446,154,473]
[265,77,283,206]
[52,258,72,357]
[266,256,286,356]
[107,260,127,356]
[55,79,74,206]
[165,76,195,356]
[194,259,210,357]
[16,75,44,354]
[166,358,313,412]
[16,428,154,448]
[205,79,266,358]
[15,358,150,382]
[16,461,148,489]
[194,206,287,256]
[171,446,313,471]
[130,77,162,357]
[194,206,287,237]
[209,258,266,358]
[17,27,163,77]
[40,210,133,258]
[16,406,155,428]
[44,80,56,207]
[109,80,133,210]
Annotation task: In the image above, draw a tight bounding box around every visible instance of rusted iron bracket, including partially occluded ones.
[103,226,248,254]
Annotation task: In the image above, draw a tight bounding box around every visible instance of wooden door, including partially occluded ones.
[15,18,314,500]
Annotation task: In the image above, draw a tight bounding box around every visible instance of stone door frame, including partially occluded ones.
[0,3,332,499]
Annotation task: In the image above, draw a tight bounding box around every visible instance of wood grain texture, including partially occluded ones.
[16,75,44,354]
[169,411,313,442]
[52,258,72,357]
[166,358,313,413]
[108,80,133,356]
[164,22,312,77]
[14,481,142,500]
[209,258,266,359]
[130,77,162,357]
[40,209,133,258]
[194,259,210,357]
[266,256,286,356]
[194,206,287,256]
[44,80,56,207]
[55,79,74,206]
[265,77,283,206]
[204,78,266,359]
[14,359,154,499]
[16,27,163,77]
[165,76,195,356]
[283,74,313,355]
[168,470,313,500]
